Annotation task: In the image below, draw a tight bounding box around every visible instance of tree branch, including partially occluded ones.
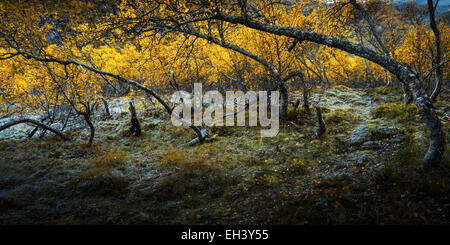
[0,119,69,140]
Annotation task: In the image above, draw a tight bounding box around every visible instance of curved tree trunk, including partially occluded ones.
[0,119,69,140]
[406,78,445,168]
[82,114,95,145]
[418,98,445,168]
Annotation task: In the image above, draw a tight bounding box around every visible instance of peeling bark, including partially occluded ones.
[406,77,445,168]
[402,83,414,104]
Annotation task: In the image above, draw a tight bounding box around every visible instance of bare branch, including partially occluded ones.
[0,118,69,140]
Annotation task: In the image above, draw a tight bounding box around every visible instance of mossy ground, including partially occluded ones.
[0,86,449,224]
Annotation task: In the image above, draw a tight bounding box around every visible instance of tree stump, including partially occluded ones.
[129,101,141,137]
[314,106,327,138]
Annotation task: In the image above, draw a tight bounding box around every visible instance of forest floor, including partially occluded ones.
[0,85,449,224]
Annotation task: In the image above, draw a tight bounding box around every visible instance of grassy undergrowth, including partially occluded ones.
[0,86,448,224]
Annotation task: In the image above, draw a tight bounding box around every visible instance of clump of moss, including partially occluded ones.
[371,103,418,123]
[325,108,358,126]
[374,86,390,95]
[364,123,405,139]
[323,108,361,135]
